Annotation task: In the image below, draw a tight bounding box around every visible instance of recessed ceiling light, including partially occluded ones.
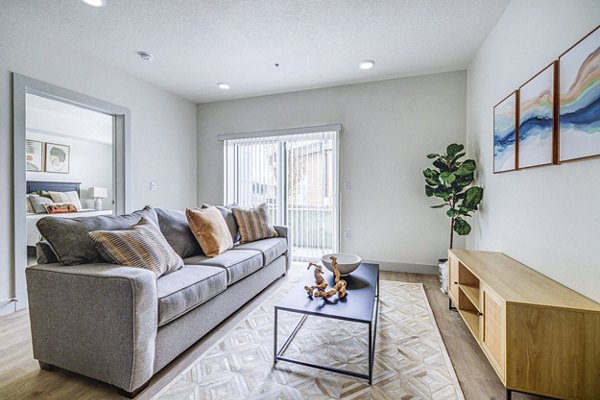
[137,51,153,61]
[82,0,105,7]
[359,60,375,70]
[217,82,231,90]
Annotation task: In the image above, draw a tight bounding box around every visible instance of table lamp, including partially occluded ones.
[90,187,108,210]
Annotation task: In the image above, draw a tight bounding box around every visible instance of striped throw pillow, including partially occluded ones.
[232,203,278,244]
[88,216,183,277]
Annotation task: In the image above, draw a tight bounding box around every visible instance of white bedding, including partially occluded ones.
[26,209,113,247]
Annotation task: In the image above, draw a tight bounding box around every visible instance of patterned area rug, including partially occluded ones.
[153,270,464,400]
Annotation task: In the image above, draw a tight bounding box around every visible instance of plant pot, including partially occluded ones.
[438,258,449,294]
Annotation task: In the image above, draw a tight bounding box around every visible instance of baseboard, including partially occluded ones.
[363,259,438,275]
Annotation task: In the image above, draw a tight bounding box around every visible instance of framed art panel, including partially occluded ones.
[26,140,43,172]
[559,24,600,162]
[45,143,70,174]
[518,62,556,169]
[493,91,518,173]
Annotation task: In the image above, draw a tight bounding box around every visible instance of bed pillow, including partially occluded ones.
[26,195,34,214]
[232,203,278,243]
[186,207,234,257]
[89,217,183,277]
[49,191,82,211]
[36,205,159,265]
[201,203,240,243]
[28,194,54,214]
[44,203,78,214]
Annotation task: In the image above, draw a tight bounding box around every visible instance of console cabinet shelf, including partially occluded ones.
[448,250,600,399]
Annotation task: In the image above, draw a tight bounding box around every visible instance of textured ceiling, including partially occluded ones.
[1,0,509,103]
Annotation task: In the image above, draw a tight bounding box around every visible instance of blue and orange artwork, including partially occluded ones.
[518,64,554,168]
[494,92,517,172]
[560,26,600,161]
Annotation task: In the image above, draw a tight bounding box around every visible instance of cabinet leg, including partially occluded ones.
[448,298,457,311]
[506,388,511,400]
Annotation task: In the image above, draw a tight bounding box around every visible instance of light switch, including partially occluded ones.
[150,182,157,191]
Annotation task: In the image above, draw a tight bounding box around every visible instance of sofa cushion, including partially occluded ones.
[36,205,159,265]
[88,217,184,277]
[186,207,234,257]
[232,203,278,243]
[155,208,203,258]
[232,238,287,266]
[193,249,263,285]
[201,203,240,243]
[157,265,227,327]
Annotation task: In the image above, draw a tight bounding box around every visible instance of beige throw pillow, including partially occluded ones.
[88,216,184,277]
[49,191,83,210]
[232,203,278,244]
[186,207,234,257]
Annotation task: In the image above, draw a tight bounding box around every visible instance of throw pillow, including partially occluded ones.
[36,205,159,265]
[201,203,240,243]
[49,191,83,210]
[28,194,54,213]
[186,206,233,257]
[232,203,278,243]
[89,217,183,277]
[44,203,78,214]
[155,208,204,258]
[26,195,34,214]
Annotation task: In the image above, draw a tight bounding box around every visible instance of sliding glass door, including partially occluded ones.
[224,129,339,261]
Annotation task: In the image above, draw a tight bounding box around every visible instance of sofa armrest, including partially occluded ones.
[26,263,157,392]
[274,225,291,271]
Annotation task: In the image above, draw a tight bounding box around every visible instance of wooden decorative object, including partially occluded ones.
[308,262,325,285]
[307,257,348,299]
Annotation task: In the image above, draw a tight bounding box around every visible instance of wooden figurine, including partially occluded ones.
[305,259,347,299]
[330,256,341,284]
[308,262,325,285]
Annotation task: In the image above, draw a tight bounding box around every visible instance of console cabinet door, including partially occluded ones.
[481,285,505,381]
[448,255,459,303]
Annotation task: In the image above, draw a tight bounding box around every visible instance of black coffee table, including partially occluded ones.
[273,262,380,384]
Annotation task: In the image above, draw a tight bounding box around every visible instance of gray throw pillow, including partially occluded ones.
[29,194,54,214]
[201,203,240,243]
[36,205,159,265]
[155,208,204,258]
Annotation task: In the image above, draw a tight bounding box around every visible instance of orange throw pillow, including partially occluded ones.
[186,207,234,257]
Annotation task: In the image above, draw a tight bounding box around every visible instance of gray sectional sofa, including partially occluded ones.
[25,207,290,397]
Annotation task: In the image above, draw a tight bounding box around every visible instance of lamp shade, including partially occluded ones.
[90,186,108,198]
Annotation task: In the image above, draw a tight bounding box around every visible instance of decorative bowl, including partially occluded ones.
[321,253,362,276]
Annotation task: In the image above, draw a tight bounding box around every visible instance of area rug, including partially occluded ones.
[153,272,464,400]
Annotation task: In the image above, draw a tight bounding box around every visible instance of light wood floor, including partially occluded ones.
[0,269,544,400]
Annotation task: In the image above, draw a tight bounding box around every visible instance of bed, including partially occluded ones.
[26,181,113,247]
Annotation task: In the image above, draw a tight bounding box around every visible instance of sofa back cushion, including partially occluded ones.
[88,217,183,277]
[36,205,158,265]
[186,207,234,257]
[155,208,204,258]
[232,203,278,243]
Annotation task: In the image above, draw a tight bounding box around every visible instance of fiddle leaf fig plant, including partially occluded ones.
[423,143,483,249]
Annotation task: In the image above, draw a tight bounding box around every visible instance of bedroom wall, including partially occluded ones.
[466,0,600,301]
[0,25,197,314]
[197,71,467,273]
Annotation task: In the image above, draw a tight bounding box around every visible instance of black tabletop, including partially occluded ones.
[275,263,379,323]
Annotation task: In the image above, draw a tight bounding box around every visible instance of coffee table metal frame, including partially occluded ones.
[273,267,380,384]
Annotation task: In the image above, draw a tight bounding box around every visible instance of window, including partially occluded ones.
[223,126,340,260]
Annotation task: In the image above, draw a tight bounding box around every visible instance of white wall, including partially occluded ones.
[0,24,197,314]
[467,0,600,301]
[198,71,467,271]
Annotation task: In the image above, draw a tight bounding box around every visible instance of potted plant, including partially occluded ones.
[423,143,483,292]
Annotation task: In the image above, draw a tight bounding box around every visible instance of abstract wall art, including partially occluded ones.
[559,25,600,162]
[518,63,555,169]
[493,91,518,173]
[45,143,70,174]
[26,140,43,172]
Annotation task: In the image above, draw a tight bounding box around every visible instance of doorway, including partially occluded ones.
[12,74,130,311]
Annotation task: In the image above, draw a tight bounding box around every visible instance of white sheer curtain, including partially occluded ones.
[223,129,339,261]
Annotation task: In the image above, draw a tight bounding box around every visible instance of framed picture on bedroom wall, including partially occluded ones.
[518,62,557,169]
[559,24,600,162]
[493,91,518,173]
[45,143,70,174]
[26,140,43,172]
